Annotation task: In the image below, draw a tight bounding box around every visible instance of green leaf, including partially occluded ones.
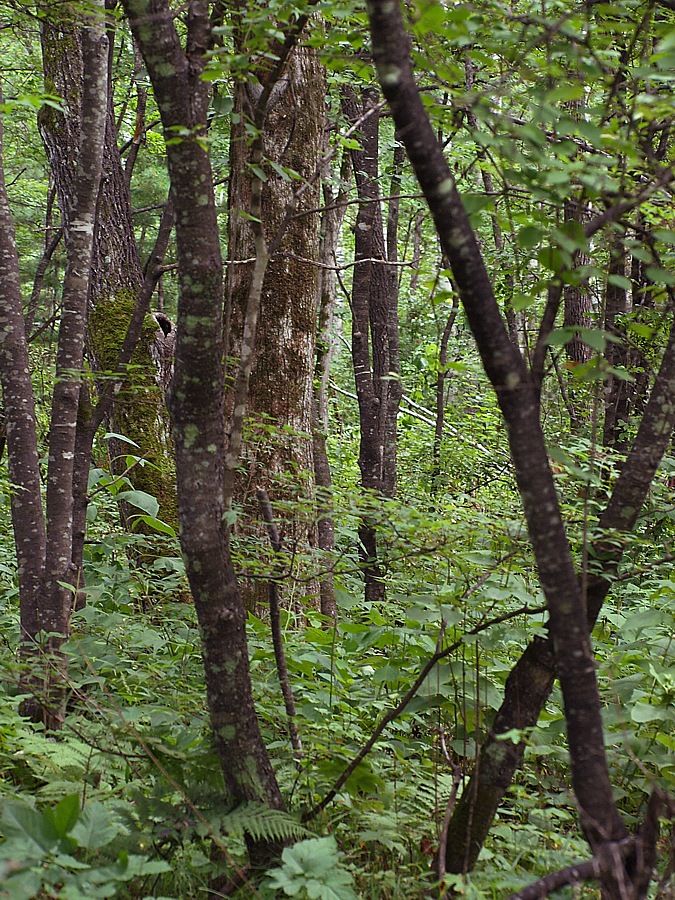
[607,274,632,291]
[131,515,176,537]
[50,795,80,838]
[1,801,59,857]
[115,490,160,518]
[103,432,140,448]
[631,701,666,723]
[516,225,543,249]
[70,802,118,850]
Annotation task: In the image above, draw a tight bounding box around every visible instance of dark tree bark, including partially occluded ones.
[431,296,459,493]
[226,37,325,614]
[603,236,631,451]
[121,0,285,871]
[0,84,47,664]
[0,5,109,728]
[365,4,670,895]
[561,198,593,434]
[342,86,402,603]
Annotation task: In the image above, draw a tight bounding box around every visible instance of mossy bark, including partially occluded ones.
[226,44,325,613]
[39,4,177,549]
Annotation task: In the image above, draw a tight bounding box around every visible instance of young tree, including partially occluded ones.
[0,1,108,728]
[120,0,291,870]
[342,86,402,603]
[366,0,675,894]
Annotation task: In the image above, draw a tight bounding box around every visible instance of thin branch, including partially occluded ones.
[507,837,637,900]
[303,601,544,822]
[256,487,303,760]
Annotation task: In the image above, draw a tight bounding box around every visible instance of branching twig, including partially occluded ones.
[303,601,544,822]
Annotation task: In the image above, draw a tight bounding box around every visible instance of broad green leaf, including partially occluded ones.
[115,490,160,518]
[70,802,118,850]
[516,225,543,249]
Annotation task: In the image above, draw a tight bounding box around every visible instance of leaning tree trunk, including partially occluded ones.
[226,42,325,614]
[366,4,672,894]
[39,5,177,568]
[122,0,286,872]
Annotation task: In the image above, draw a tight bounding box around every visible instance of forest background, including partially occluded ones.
[0,0,674,897]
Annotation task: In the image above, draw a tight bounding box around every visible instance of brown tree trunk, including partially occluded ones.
[366,8,670,894]
[39,3,177,572]
[0,83,47,670]
[562,198,593,433]
[431,297,459,493]
[603,235,631,451]
[342,86,402,603]
[226,41,325,613]
[39,15,108,727]
[122,0,285,871]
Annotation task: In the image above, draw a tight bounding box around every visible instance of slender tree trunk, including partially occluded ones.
[366,7,668,894]
[342,86,401,603]
[562,198,593,433]
[431,297,459,493]
[40,15,107,726]
[313,159,350,620]
[603,236,631,451]
[39,4,177,567]
[122,0,285,871]
[0,83,46,665]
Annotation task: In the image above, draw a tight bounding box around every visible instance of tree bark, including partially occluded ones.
[226,39,325,614]
[121,0,285,871]
[366,5,652,894]
[603,235,631,451]
[313,159,350,620]
[0,83,46,663]
[12,3,108,728]
[39,3,177,563]
[342,86,402,603]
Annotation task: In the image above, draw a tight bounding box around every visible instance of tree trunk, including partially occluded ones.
[603,235,631,451]
[39,4,177,566]
[342,86,402,603]
[0,83,46,672]
[226,41,325,613]
[365,7,672,893]
[121,0,285,871]
[313,158,350,620]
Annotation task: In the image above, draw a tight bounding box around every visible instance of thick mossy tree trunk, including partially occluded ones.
[226,40,325,613]
[39,4,177,557]
[121,0,285,871]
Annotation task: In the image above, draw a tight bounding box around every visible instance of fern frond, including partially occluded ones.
[221,802,308,843]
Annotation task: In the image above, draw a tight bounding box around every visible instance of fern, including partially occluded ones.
[221,802,308,843]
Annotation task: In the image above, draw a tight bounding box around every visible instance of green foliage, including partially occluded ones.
[0,795,170,899]
[262,837,359,900]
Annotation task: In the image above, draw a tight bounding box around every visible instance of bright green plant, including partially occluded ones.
[262,836,359,900]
